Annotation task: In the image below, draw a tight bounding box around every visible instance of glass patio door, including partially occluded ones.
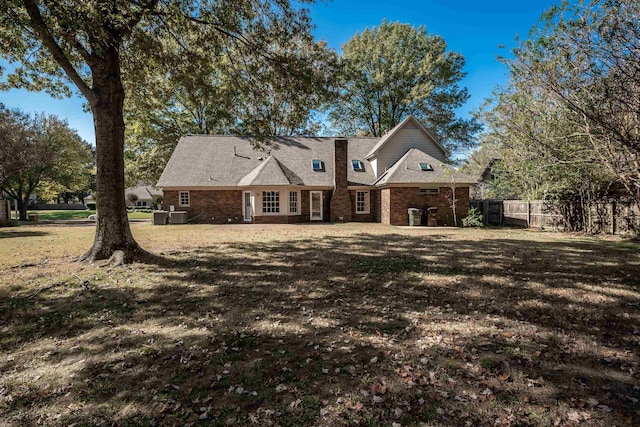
[243,191,253,222]
[310,191,322,221]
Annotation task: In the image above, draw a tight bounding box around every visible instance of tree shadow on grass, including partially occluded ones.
[1,232,639,425]
[0,229,50,239]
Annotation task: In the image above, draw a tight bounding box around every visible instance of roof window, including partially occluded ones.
[312,159,324,171]
[419,162,434,171]
[351,160,364,171]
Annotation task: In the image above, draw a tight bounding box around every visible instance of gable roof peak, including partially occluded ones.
[365,115,449,160]
[237,155,303,186]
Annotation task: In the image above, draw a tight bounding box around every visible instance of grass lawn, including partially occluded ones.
[12,210,152,222]
[0,223,639,426]
[24,209,96,221]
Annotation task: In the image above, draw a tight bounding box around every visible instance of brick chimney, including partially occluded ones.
[330,138,352,222]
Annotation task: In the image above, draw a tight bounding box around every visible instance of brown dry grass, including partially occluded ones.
[0,222,639,426]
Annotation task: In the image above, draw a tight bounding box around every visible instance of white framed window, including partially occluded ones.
[289,191,298,214]
[356,190,370,214]
[179,191,190,207]
[262,191,280,214]
[419,162,434,171]
[352,160,364,171]
[312,159,324,171]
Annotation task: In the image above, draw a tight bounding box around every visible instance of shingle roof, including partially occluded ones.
[237,156,304,186]
[124,185,162,200]
[374,148,477,186]
[157,132,475,189]
[156,135,379,188]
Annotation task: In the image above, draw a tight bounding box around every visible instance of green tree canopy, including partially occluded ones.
[0,106,93,220]
[330,20,480,153]
[0,104,38,188]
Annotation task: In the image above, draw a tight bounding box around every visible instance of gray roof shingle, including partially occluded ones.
[374,148,477,186]
[157,133,476,188]
[157,135,379,188]
[124,185,162,200]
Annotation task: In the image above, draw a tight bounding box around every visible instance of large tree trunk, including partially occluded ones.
[80,49,146,263]
[18,197,27,221]
[14,182,27,221]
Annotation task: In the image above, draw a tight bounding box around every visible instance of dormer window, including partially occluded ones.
[419,162,434,171]
[351,160,364,171]
[312,159,324,171]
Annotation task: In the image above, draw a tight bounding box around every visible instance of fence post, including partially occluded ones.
[527,201,531,228]
[610,201,616,234]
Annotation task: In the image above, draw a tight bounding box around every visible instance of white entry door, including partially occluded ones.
[243,191,254,222]
[310,191,322,221]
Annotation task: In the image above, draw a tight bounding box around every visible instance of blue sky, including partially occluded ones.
[0,0,559,145]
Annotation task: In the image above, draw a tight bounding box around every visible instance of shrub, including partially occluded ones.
[462,207,484,227]
[86,202,97,210]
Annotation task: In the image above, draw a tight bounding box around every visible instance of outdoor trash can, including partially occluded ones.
[427,207,438,226]
[408,208,423,226]
[153,210,168,225]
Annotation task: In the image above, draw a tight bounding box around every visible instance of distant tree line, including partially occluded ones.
[0,104,94,220]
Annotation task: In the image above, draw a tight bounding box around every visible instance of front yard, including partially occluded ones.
[0,223,639,426]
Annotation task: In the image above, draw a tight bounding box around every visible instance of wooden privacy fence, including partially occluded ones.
[472,200,560,228]
[502,200,563,228]
[472,199,639,234]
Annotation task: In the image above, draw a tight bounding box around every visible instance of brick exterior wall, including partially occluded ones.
[164,186,469,226]
[349,189,379,222]
[253,215,305,224]
[300,190,332,223]
[330,139,352,222]
[165,189,334,224]
[164,190,243,224]
[382,186,470,226]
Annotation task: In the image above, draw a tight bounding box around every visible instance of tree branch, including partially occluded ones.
[22,0,95,103]
[122,0,159,39]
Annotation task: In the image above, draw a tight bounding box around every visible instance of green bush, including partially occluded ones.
[86,202,96,210]
[462,207,484,227]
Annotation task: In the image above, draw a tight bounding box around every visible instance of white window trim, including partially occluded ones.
[310,191,323,221]
[243,191,254,222]
[179,191,190,207]
[289,190,300,215]
[355,190,370,214]
[261,190,281,215]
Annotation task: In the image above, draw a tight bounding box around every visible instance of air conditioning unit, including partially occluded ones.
[169,211,188,224]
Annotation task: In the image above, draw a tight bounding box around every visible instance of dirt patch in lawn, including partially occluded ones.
[1,223,639,426]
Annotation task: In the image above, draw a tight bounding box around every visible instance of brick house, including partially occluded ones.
[157,116,477,225]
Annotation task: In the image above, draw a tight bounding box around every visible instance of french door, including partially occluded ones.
[310,191,322,221]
